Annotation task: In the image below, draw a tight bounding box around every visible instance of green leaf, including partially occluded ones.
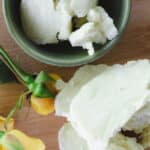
[0,131,5,139]
[35,71,54,84]
[2,133,24,150]
[0,60,17,84]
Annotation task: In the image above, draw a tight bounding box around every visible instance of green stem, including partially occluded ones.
[0,47,56,98]
[0,47,34,85]
[5,91,29,126]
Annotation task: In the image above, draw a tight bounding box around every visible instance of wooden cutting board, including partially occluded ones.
[0,0,150,149]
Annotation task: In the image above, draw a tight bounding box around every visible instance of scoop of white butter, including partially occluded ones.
[70,0,98,17]
[87,7,118,40]
[69,22,106,55]
[56,60,150,150]
[21,0,73,44]
[57,0,73,40]
[59,123,144,150]
[21,0,60,44]
[69,6,118,55]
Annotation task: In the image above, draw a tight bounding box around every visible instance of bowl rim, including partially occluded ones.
[2,0,131,67]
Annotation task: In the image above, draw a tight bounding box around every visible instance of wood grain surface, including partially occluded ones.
[0,0,150,149]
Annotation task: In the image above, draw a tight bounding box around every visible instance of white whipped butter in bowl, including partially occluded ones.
[21,0,118,55]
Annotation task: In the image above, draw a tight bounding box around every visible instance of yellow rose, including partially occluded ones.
[0,117,45,150]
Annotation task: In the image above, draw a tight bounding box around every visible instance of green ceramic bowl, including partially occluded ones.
[3,0,131,67]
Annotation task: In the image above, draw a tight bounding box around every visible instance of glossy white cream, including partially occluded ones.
[56,60,150,150]
[59,123,144,150]
[70,60,150,149]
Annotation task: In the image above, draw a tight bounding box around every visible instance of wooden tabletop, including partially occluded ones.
[0,0,150,149]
